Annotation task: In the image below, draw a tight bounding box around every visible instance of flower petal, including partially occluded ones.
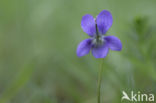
[81,14,96,37]
[104,36,122,51]
[77,39,92,57]
[96,10,113,34]
[92,44,109,58]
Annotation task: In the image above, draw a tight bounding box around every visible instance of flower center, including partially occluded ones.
[91,22,105,47]
[92,35,104,47]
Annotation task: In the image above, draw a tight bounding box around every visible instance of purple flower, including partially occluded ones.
[77,10,122,58]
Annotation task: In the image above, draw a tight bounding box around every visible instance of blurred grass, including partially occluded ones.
[0,63,35,103]
[0,0,156,103]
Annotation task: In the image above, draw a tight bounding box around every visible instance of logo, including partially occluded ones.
[122,91,154,102]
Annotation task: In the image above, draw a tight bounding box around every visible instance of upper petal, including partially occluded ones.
[77,38,92,57]
[92,44,109,58]
[96,10,113,34]
[81,14,96,37]
[104,36,122,51]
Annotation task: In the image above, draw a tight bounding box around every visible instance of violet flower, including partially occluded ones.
[77,10,122,58]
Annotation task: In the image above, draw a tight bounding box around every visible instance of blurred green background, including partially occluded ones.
[0,0,156,103]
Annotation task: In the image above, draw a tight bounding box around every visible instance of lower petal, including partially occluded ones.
[104,36,122,51]
[76,39,92,57]
[92,44,109,58]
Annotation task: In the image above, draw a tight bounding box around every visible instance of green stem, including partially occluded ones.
[97,58,104,103]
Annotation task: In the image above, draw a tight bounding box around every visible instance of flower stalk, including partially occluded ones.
[97,58,104,103]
